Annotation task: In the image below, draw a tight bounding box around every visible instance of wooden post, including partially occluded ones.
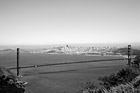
[128,45,131,65]
[17,48,20,76]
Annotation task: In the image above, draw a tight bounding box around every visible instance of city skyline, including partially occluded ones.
[0,0,140,45]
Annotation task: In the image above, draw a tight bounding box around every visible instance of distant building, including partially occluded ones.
[66,45,69,48]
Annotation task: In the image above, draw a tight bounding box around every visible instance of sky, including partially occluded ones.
[0,0,140,45]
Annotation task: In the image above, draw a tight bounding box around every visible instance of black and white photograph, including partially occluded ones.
[0,0,140,93]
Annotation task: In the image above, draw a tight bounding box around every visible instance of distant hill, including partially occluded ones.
[114,48,140,55]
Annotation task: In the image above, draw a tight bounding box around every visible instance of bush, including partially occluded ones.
[98,68,139,89]
[82,70,140,93]
[0,75,25,93]
[83,81,102,93]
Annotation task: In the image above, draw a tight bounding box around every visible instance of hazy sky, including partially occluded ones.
[0,0,140,45]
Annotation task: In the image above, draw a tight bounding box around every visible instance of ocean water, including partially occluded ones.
[0,51,123,67]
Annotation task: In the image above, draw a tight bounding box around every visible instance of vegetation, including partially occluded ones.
[98,68,139,89]
[0,66,26,93]
[0,75,25,93]
[83,67,140,93]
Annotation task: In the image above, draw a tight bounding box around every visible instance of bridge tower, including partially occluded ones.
[128,45,131,65]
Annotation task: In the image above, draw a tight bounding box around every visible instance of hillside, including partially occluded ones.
[0,66,25,93]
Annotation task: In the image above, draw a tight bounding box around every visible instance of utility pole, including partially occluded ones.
[128,45,131,65]
[17,48,20,76]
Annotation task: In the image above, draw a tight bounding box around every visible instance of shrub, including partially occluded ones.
[0,75,25,93]
[98,68,139,89]
[83,81,102,93]
[83,75,140,93]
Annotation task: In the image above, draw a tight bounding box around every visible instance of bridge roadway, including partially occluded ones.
[9,58,125,69]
